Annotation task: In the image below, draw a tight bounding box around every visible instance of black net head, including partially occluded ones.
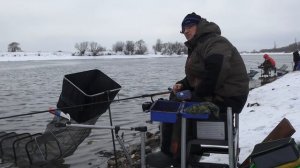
[57,69,121,123]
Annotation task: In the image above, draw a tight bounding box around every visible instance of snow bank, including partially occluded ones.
[203,71,300,164]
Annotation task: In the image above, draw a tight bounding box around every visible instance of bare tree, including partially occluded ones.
[161,42,172,55]
[161,42,187,55]
[8,42,22,52]
[172,42,184,55]
[75,42,89,56]
[153,39,163,54]
[89,42,105,56]
[135,39,147,55]
[112,41,125,53]
[124,41,135,55]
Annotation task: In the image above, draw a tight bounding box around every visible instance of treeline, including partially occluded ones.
[74,39,187,56]
[259,42,300,53]
[6,40,299,55]
[152,39,187,55]
[6,39,188,56]
[74,42,106,56]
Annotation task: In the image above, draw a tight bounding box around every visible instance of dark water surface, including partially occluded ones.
[0,54,293,167]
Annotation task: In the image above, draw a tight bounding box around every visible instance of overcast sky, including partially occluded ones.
[1,0,300,52]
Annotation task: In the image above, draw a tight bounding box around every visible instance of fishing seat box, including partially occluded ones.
[182,102,225,141]
[57,69,121,123]
[250,137,299,168]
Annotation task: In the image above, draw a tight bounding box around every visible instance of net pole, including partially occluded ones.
[140,131,146,168]
[106,91,118,168]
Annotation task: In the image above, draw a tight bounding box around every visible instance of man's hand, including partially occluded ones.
[172,84,183,94]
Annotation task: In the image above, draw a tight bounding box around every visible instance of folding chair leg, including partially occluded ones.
[184,107,240,168]
[227,107,235,168]
[181,118,187,168]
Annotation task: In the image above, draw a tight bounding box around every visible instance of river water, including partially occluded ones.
[0,53,293,167]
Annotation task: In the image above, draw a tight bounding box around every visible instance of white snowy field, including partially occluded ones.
[238,71,299,160]
[202,71,300,164]
[0,51,292,62]
[239,71,300,161]
[0,51,183,61]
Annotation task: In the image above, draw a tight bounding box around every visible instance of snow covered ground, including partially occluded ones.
[239,71,300,160]
[203,71,300,164]
[0,51,183,61]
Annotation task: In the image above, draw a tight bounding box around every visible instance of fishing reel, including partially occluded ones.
[142,101,153,112]
[142,90,192,112]
[142,98,168,113]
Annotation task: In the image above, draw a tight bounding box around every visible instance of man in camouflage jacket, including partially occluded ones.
[173,12,249,114]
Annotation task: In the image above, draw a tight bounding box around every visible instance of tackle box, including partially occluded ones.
[150,100,181,123]
[150,101,210,123]
[182,102,210,119]
[250,137,299,168]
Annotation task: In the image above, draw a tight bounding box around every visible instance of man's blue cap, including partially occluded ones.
[181,12,201,33]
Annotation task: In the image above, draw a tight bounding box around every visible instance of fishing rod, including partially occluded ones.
[0,90,172,120]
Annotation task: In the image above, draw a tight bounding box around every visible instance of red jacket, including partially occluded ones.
[263,54,276,67]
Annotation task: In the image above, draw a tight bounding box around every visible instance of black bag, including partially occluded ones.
[250,137,299,168]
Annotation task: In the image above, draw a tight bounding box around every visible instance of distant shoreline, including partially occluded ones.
[0,52,186,62]
[0,51,292,62]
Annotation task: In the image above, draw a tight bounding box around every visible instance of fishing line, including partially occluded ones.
[0,90,171,120]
